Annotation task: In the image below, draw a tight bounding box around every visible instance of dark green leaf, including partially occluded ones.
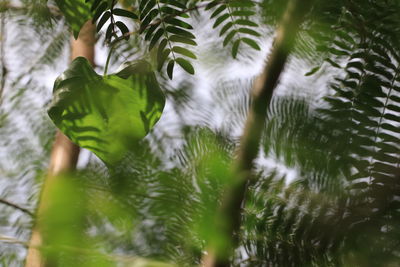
[158,48,171,71]
[165,26,196,39]
[242,37,260,50]
[176,57,194,75]
[105,23,114,41]
[213,13,229,28]
[169,35,197,46]
[223,30,237,46]
[305,66,321,76]
[149,28,165,51]
[167,60,175,79]
[220,22,233,36]
[93,2,107,22]
[116,21,130,40]
[172,46,197,59]
[211,5,226,19]
[96,11,111,32]
[232,39,240,58]
[90,0,102,12]
[113,8,138,19]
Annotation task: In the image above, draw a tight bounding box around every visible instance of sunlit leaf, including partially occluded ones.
[48,57,165,165]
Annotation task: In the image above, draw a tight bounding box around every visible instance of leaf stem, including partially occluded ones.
[0,198,34,217]
[104,44,116,76]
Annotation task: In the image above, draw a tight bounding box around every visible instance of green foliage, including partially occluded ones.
[87,0,138,42]
[139,0,197,79]
[3,0,400,266]
[206,0,260,58]
[55,0,93,39]
[48,57,165,165]
[250,0,400,265]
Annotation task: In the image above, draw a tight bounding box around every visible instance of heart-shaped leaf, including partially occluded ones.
[48,57,165,165]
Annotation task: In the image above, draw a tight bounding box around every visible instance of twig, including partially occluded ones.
[0,198,34,217]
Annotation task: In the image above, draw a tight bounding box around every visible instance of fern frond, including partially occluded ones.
[139,0,197,78]
[206,0,260,58]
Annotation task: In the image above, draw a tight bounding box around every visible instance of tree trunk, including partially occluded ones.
[24,20,95,267]
[202,0,312,266]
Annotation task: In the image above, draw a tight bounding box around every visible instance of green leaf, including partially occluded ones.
[211,5,227,19]
[164,18,193,30]
[105,23,114,41]
[305,66,321,76]
[165,26,196,39]
[158,48,171,71]
[116,21,130,40]
[176,58,194,75]
[169,35,197,46]
[48,57,165,165]
[160,0,186,9]
[241,37,260,50]
[149,28,165,51]
[231,10,255,17]
[234,19,258,27]
[54,0,93,39]
[213,13,229,28]
[167,60,175,79]
[145,24,159,41]
[96,11,111,32]
[238,28,261,37]
[232,39,241,58]
[220,22,233,36]
[223,30,237,46]
[113,8,138,19]
[92,2,108,22]
[172,46,197,59]
[90,0,102,12]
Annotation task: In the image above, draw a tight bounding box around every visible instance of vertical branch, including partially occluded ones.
[203,0,312,266]
[0,12,6,104]
[25,20,95,267]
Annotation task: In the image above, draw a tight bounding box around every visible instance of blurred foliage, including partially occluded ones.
[55,0,92,38]
[1,0,400,266]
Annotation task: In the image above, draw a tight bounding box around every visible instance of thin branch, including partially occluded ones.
[0,198,34,217]
[202,0,314,266]
[0,12,6,104]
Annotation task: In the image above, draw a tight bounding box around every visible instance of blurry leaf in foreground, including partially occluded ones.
[54,0,93,39]
[48,57,165,165]
[40,175,111,266]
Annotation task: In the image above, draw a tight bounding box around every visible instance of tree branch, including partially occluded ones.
[0,198,34,217]
[0,12,6,104]
[203,0,313,266]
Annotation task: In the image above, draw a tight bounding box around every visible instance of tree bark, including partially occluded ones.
[202,0,312,266]
[24,20,95,267]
